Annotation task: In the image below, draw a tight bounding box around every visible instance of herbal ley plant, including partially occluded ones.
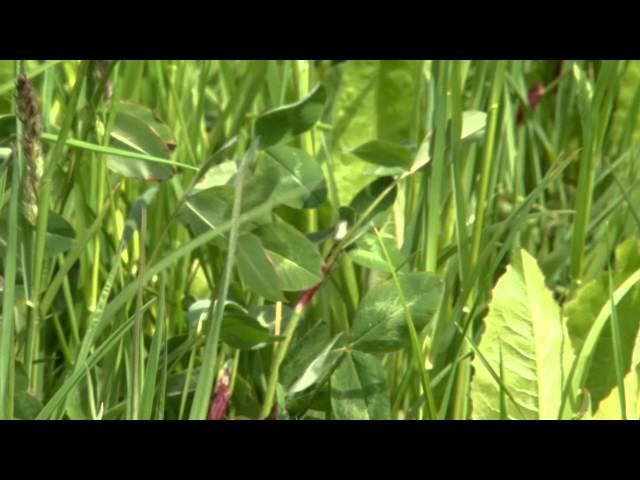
[1,59,640,420]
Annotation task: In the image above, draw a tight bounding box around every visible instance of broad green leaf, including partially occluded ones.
[13,362,43,420]
[288,384,332,419]
[230,374,262,419]
[348,232,407,273]
[1,210,75,259]
[288,332,344,395]
[187,300,282,350]
[255,222,324,291]
[43,211,75,258]
[262,145,327,209]
[330,350,390,419]
[14,392,43,420]
[106,103,175,181]
[350,272,441,353]
[194,160,237,191]
[589,325,640,419]
[179,186,232,236]
[236,233,284,301]
[343,176,398,247]
[349,140,414,169]
[565,237,640,409]
[350,176,397,221]
[220,312,283,350]
[330,60,421,202]
[190,136,239,192]
[470,249,574,420]
[280,320,331,389]
[255,84,327,147]
[179,164,280,235]
[350,110,487,176]
[461,110,487,141]
[116,102,176,148]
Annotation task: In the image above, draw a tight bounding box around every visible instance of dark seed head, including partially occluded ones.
[207,365,232,420]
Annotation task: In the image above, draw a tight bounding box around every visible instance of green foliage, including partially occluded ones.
[2,60,639,420]
[331,350,390,420]
[565,237,640,410]
[255,84,327,147]
[349,272,441,353]
[470,249,574,420]
[106,102,176,181]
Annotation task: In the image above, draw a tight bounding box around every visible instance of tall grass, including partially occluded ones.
[1,59,639,420]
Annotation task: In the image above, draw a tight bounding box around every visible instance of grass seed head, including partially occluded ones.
[16,72,44,225]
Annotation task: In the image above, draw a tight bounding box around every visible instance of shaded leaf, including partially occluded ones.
[589,325,640,419]
[349,140,414,169]
[306,226,338,245]
[236,233,285,301]
[179,163,280,235]
[350,272,441,352]
[43,210,76,258]
[230,374,262,419]
[262,145,327,209]
[350,176,397,225]
[255,222,324,291]
[255,84,327,147]
[65,384,91,420]
[340,176,398,247]
[190,136,239,192]
[219,304,277,350]
[565,237,640,409]
[14,392,43,420]
[330,350,390,419]
[0,113,15,146]
[289,335,344,395]
[280,320,332,389]
[106,103,175,181]
[117,102,176,147]
[1,210,75,259]
[187,299,282,350]
[194,160,237,192]
[348,232,407,273]
[13,362,43,420]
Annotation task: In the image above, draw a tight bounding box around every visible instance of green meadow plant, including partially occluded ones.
[1,59,639,420]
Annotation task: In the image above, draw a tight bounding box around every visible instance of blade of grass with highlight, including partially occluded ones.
[0,63,24,418]
[189,138,257,419]
[36,300,155,419]
[374,226,437,419]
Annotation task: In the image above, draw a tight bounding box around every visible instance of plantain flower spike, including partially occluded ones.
[16,73,43,225]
